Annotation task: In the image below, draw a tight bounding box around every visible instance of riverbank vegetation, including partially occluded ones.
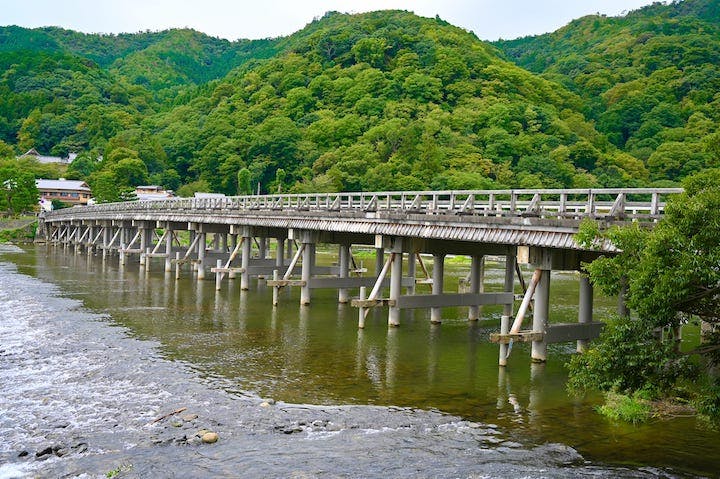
[0,215,37,243]
[569,169,720,423]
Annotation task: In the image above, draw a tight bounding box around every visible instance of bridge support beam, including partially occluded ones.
[388,238,403,327]
[577,275,593,353]
[531,269,551,363]
[197,232,206,280]
[406,251,416,295]
[300,232,317,305]
[499,253,516,366]
[240,231,251,290]
[467,255,484,321]
[430,253,444,324]
[164,227,174,272]
[375,247,384,277]
[338,243,350,304]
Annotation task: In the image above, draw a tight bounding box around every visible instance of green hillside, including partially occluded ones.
[495,0,720,182]
[0,2,718,198]
[148,10,632,195]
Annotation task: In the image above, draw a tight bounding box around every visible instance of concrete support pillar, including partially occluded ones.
[189,231,196,270]
[241,235,251,290]
[499,315,510,367]
[388,239,403,327]
[531,269,551,362]
[499,253,516,366]
[503,254,516,318]
[164,229,173,272]
[273,237,283,268]
[431,254,445,324]
[86,226,93,252]
[258,237,267,260]
[467,255,484,321]
[338,243,350,303]
[229,234,238,279]
[300,241,316,305]
[375,247,384,277]
[577,275,593,353]
[286,240,293,263]
[215,259,223,290]
[139,228,148,266]
[406,252,416,295]
[197,232,207,280]
[221,233,228,252]
[102,226,110,260]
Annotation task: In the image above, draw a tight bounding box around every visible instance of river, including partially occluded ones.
[0,244,717,478]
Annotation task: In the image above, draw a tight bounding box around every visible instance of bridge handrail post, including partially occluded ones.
[651,192,659,216]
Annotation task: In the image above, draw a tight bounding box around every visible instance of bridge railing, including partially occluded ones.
[45,188,684,222]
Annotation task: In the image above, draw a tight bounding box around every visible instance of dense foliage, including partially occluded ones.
[570,169,720,420]
[495,0,720,184]
[0,1,717,198]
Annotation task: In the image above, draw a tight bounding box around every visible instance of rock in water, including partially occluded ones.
[201,432,219,444]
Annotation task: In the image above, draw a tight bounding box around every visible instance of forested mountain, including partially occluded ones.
[495,0,720,183]
[0,26,282,159]
[1,1,718,199]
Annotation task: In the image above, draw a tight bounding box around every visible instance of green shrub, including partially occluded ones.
[597,392,652,424]
[566,315,685,395]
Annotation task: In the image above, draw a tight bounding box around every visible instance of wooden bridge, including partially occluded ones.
[38,188,682,364]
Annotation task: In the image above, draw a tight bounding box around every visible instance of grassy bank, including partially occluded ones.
[0,216,37,243]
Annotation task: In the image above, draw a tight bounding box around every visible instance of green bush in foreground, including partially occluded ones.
[566,315,687,395]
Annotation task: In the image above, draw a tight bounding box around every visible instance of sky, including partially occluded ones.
[1,0,658,41]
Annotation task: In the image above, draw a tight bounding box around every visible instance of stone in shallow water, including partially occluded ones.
[201,432,219,444]
[181,414,199,421]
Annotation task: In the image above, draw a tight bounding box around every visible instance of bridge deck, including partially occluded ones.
[42,188,682,252]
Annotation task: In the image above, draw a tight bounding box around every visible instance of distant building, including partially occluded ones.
[19,148,76,165]
[194,192,226,199]
[36,178,92,206]
[135,185,174,201]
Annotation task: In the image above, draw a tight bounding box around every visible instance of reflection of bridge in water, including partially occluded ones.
[39,188,682,364]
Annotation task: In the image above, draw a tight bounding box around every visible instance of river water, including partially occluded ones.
[0,244,718,478]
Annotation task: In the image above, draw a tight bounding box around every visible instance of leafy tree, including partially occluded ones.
[66,151,100,179]
[177,179,210,198]
[571,169,720,418]
[236,168,252,195]
[0,166,38,214]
